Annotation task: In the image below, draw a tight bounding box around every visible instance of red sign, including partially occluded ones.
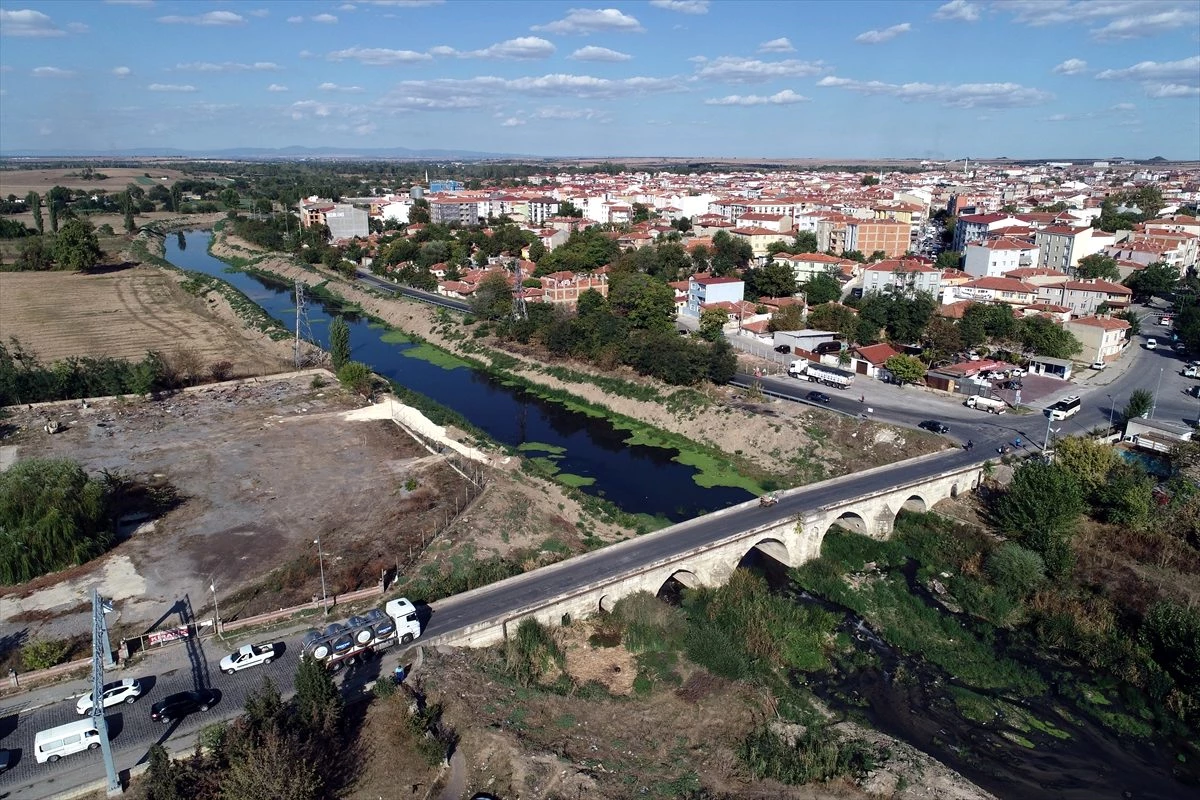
[147,626,191,647]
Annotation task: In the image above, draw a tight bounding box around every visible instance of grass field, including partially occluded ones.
[0,166,189,198]
[0,266,282,374]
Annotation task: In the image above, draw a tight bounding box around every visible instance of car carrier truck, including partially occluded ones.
[301,599,422,672]
[788,359,854,389]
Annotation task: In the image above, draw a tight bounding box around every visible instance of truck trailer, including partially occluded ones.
[964,395,1008,414]
[301,599,422,672]
[788,359,854,389]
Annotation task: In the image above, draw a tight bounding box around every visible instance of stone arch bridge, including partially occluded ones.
[428,461,984,649]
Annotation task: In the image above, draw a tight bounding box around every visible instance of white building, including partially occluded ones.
[686,275,745,317]
[963,237,1038,279]
[861,259,942,297]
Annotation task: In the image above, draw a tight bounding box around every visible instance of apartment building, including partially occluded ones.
[1063,315,1130,365]
[298,196,368,241]
[1034,225,1112,271]
[963,236,1038,278]
[861,259,942,296]
[1037,279,1132,315]
[430,197,479,226]
[951,213,1024,251]
[949,277,1039,306]
[775,252,857,283]
[538,271,609,307]
[686,275,745,317]
[845,219,910,259]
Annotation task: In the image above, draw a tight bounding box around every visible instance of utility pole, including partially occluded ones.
[294,279,304,370]
[91,590,122,796]
[314,534,329,615]
[1151,367,1164,419]
[1043,415,1061,451]
[210,578,225,640]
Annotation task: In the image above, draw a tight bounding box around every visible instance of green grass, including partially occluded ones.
[379,329,413,344]
[556,473,596,488]
[517,442,567,455]
[401,342,473,369]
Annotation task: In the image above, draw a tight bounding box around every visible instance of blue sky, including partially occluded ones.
[0,0,1197,158]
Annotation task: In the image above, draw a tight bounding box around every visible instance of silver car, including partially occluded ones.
[76,678,143,715]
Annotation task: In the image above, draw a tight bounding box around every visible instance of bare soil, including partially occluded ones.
[346,623,995,800]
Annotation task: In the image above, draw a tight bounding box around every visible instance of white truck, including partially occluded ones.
[219,642,280,674]
[964,395,1008,414]
[301,599,422,673]
[788,359,855,389]
[1183,365,1200,379]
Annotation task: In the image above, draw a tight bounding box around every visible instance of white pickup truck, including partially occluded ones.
[219,642,279,674]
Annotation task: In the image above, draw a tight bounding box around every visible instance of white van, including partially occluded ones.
[34,718,101,764]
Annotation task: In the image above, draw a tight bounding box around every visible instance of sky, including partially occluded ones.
[0,0,1198,159]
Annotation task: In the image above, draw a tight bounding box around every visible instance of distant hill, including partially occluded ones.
[0,145,527,160]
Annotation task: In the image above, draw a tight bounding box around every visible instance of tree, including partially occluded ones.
[707,337,737,384]
[884,354,926,385]
[527,239,547,262]
[169,183,183,213]
[860,174,880,186]
[631,202,651,223]
[52,217,103,272]
[0,458,112,584]
[26,190,43,234]
[992,461,1084,577]
[1053,436,1119,499]
[143,744,182,800]
[922,317,962,364]
[16,235,53,271]
[935,250,962,270]
[699,307,729,342]
[807,303,858,340]
[841,249,866,263]
[219,188,241,212]
[607,272,675,332]
[1016,315,1081,359]
[767,303,805,333]
[745,261,797,298]
[1140,601,1200,689]
[801,272,841,305]
[986,543,1045,600]
[470,271,514,320]
[1095,462,1154,530]
[122,192,136,233]
[293,656,343,734]
[408,198,431,225]
[867,250,888,263]
[1075,254,1120,281]
[329,316,351,370]
[792,230,819,254]
[711,230,752,275]
[1123,388,1153,420]
[1116,309,1142,336]
[557,200,583,218]
[220,731,322,800]
[1125,261,1178,300]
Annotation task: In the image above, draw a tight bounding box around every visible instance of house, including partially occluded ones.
[845,218,910,258]
[730,226,786,258]
[861,259,942,297]
[774,252,856,283]
[686,275,744,317]
[1037,279,1132,315]
[668,280,690,314]
[1034,225,1111,271]
[963,237,1038,279]
[1125,417,1194,454]
[950,277,1039,307]
[1019,303,1072,324]
[1063,315,1130,365]
[736,212,792,233]
[1003,266,1070,287]
[849,342,901,379]
[951,213,1024,251]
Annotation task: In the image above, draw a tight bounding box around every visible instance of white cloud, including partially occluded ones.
[148,83,198,92]
[354,122,377,135]
[327,46,431,64]
[359,0,444,5]
[1111,102,1136,110]
[1096,56,1200,84]
[157,10,245,25]
[649,0,709,13]
[1094,8,1200,39]
[1,8,65,37]
[532,8,644,35]
[247,8,269,17]
[318,82,365,92]
[1146,83,1200,98]
[312,13,338,23]
[535,106,603,120]
[1053,58,1088,75]
[855,22,912,44]
[112,66,132,78]
[66,22,89,33]
[757,37,794,53]
[339,3,357,9]
[377,72,682,112]
[434,37,556,60]
[694,56,827,83]
[32,66,75,78]
[287,16,303,23]
[174,61,282,72]
[818,75,1053,108]
[932,0,979,22]
[267,83,289,92]
[569,45,632,62]
[705,89,808,106]
[997,1,1198,39]
[500,116,525,126]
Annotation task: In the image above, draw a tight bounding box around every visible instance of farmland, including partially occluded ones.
[0,266,285,376]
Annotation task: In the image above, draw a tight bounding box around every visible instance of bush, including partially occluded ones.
[738,724,878,785]
[336,361,374,397]
[21,638,70,671]
[504,618,563,686]
[986,543,1045,599]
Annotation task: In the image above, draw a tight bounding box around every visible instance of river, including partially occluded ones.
[163,230,753,522]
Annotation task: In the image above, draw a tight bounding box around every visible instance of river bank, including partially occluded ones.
[204,228,945,486]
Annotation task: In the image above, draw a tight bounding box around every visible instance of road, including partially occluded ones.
[0,443,986,799]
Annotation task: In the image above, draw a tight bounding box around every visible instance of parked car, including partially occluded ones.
[76,678,143,715]
[1145,338,1157,350]
[806,390,831,403]
[918,420,950,434]
[150,689,218,724]
[1090,360,1106,370]
[0,747,11,774]
[774,344,791,354]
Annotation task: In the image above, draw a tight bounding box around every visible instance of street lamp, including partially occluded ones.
[210,577,225,640]
[1043,414,1061,451]
[1151,367,1164,419]
[1107,394,1116,432]
[314,534,329,615]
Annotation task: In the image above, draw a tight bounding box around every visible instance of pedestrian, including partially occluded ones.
[859,394,865,403]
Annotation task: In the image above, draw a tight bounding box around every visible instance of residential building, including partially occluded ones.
[951,213,1024,251]
[527,197,560,226]
[849,342,901,379]
[735,212,792,233]
[430,197,479,226]
[298,196,369,241]
[963,236,1038,279]
[1034,225,1111,271]
[861,259,942,297]
[1003,267,1070,287]
[686,275,744,317]
[731,226,787,258]
[845,219,910,258]
[950,277,1039,307]
[1037,279,1132,315]
[1063,315,1130,365]
[775,252,856,283]
[538,271,609,308]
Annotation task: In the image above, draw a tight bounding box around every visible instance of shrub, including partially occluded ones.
[504,618,563,686]
[21,638,70,671]
[336,361,374,397]
[987,543,1046,599]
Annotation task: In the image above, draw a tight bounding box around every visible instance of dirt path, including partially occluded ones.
[208,230,942,483]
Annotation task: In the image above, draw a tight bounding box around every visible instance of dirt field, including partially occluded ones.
[0,266,284,375]
[0,166,190,199]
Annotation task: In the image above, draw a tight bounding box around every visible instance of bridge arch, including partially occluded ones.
[901,494,929,513]
[829,511,867,536]
[745,537,792,568]
[598,594,614,613]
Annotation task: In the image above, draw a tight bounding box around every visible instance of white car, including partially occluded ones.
[1145,338,1157,350]
[219,642,279,674]
[76,678,143,715]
